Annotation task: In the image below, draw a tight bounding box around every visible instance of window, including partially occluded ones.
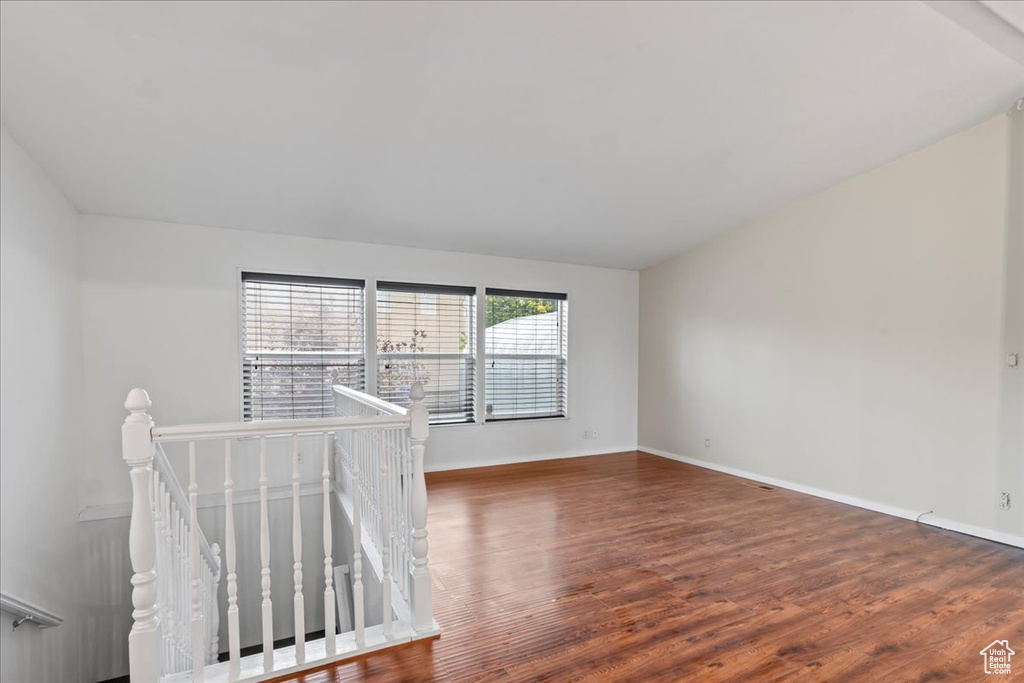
[242,272,365,420]
[240,273,567,425]
[485,289,568,420]
[376,282,476,424]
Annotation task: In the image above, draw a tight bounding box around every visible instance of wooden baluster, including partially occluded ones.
[201,563,208,666]
[171,498,180,668]
[292,434,306,664]
[178,499,186,670]
[189,441,204,680]
[399,430,409,601]
[153,471,166,673]
[322,432,336,656]
[177,512,186,671]
[224,440,240,680]
[164,482,175,670]
[358,432,365,545]
[395,429,405,601]
[380,428,392,639]
[203,559,210,664]
[372,431,379,547]
[398,431,405,597]
[161,492,169,670]
[377,431,383,547]
[366,433,371,545]
[352,430,364,646]
[387,428,397,601]
[183,515,189,671]
[404,429,413,602]
[206,560,213,664]
[172,501,179,672]
[258,436,273,673]
[123,389,160,683]
[408,383,434,633]
[209,543,221,663]
[389,431,399,602]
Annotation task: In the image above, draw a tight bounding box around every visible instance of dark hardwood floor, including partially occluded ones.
[274,451,1024,682]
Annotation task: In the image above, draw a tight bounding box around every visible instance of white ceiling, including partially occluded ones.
[2,1,1022,270]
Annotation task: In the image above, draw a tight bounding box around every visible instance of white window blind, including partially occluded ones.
[242,272,365,421]
[485,289,568,421]
[376,281,476,424]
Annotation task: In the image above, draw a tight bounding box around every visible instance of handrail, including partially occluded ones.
[332,384,408,416]
[153,443,219,571]
[0,592,62,628]
[152,414,409,442]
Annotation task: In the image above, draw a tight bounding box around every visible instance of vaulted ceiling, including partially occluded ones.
[2,1,1022,269]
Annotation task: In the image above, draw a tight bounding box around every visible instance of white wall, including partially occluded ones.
[997,107,1024,543]
[0,126,84,682]
[639,114,1023,545]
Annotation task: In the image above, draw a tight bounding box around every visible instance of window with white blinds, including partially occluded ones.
[484,289,568,421]
[242,272,365,421]
[376,282,476,424]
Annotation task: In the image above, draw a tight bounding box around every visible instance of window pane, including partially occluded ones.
[242,274,365,420]
[377,286,476,423]
[485,293,567,420]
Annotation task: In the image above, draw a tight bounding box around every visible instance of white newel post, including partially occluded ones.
[123,388,161,682]
[408,383,434,633]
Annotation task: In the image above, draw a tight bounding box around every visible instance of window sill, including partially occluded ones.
[430,416,570,429]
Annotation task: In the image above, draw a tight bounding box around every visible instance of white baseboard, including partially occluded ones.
[639,445,1024,550]
[425,444,639,473]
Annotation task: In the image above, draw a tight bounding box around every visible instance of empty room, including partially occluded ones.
[1,1,1022,682]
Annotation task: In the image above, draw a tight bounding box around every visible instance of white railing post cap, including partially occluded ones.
[122,388,154,466]
[125,388,152,414]
[409,382,425,401]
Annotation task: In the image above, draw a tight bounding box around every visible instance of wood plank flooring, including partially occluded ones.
[273,451,1024,682]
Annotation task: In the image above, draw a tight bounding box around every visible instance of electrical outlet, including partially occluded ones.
[704,438,711,448]
[582,429,596,440]
[999,492,1011,510]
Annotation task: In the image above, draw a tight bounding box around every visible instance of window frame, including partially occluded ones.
[237,269,570,426]
[483,288,569,423]
[237,268,369,421]
[375,280,478,425]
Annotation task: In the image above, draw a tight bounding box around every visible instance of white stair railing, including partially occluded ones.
[121,383,436,683]
[332,386,422,624]
[151,443,221,676]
